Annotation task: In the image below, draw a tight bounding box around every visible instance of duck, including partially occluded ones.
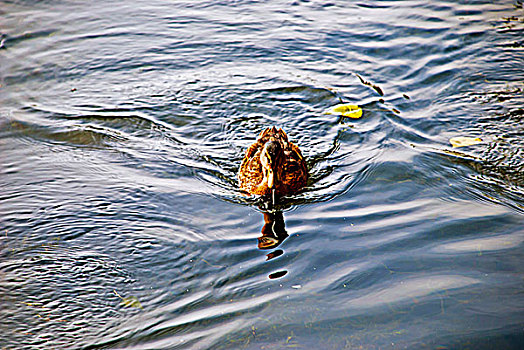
[238,126,308,197]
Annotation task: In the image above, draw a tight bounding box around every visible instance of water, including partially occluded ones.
[1,0,523,349]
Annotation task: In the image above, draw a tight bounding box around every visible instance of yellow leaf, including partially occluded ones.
[326,104,363,119]
[120,296,143,309]
[449,136,482,148]
[114,290,143,309]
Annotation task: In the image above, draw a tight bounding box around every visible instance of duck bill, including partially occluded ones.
[267,169,274,189]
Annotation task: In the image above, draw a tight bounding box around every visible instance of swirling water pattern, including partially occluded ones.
[1,0,523,349]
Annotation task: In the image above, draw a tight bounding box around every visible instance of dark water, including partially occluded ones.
[1,0,523,349]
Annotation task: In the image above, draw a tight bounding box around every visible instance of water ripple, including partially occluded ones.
[2,0,524,349]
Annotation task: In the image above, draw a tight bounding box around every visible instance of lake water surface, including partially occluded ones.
[1,0,523,349]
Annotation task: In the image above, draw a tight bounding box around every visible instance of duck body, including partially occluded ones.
[238,126,308,197]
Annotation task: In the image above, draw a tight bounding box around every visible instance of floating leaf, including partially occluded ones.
[326,104,363,119]
[114,289,143,309]
[449,136,482,148]
[120,296,143,309]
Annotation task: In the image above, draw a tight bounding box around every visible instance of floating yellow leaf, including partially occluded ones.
[449,136,482,148]
[114,290,143,309]
[120,296,143,309]
[326,104,363,119]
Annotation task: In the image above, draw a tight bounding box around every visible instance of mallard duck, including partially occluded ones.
[238,126,308,197]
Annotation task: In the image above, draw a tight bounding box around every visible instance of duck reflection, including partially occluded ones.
[257,211,289,279]
[257,211,288,250]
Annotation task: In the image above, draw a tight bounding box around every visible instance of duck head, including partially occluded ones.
[260,140,284,189]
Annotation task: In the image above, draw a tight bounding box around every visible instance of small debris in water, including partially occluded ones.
[355,73,384,96]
